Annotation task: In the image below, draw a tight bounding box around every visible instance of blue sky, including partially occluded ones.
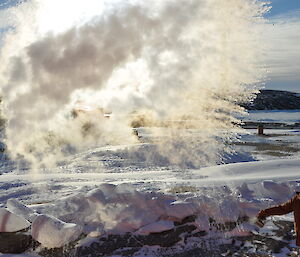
[0,0,23,10]
[262,0,300,92]
[264,0,300,17]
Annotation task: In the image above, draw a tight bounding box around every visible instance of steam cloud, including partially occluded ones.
[0,0,268,168]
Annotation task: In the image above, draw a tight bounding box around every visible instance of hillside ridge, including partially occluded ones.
[242,89,300,110]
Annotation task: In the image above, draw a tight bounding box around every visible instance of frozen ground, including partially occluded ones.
[0,111,300,256]
[242,110,300,124]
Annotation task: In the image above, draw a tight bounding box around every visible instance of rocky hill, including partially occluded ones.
[241,90,300,110]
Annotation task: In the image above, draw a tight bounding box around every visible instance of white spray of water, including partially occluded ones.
[0,0,269,168]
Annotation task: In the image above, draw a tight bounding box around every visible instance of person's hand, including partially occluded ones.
[255,218,265,227]
[257,210,266,220]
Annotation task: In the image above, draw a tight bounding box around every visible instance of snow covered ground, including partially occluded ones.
[242,109,300,124]
[0,110,300,256]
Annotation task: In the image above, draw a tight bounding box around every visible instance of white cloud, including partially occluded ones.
[264,9,300,85]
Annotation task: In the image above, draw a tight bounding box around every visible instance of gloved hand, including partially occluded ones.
[255,217,265,227]
[257,210,267,220]
[255,210,267,227]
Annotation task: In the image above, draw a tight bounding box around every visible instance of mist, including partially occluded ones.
[0,0,269,168]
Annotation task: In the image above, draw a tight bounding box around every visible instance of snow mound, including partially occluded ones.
[31,214,83,248]
[19,181,291,232]
[84,183,178,233]
[4,174,300,250]
[23,183,264,237]
[0,208,30,232]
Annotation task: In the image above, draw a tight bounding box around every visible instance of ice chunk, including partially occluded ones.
[115,183,136,194]
[218,196,239,222]
[7,198,38,222]
[236,183,254,200]
[31,214,83,248]
[224,226,251,237]
[87,229,103,238]
[195,215,210,231]
[189,195,220,219]
[165,201,197,220]
[0,208,30,232]
[86,184,167,234]
[251,180,292,202]
[293,183,300,193]
[144,197,166,217]
[86,184,119,205]
[97,184,117,200]
[238,201,263,218]
[84,222,104,237]
[86,188,107,206]
[137,220,174,235]
[262,180,292,201]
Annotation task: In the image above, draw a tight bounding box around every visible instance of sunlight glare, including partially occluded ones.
[36,0,105,35]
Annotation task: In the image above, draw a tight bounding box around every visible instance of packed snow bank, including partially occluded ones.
[1,158,300,250]
[4,173,300,249]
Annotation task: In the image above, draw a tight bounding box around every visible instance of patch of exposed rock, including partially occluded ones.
[1,216,296,257]
[241,90,300,110]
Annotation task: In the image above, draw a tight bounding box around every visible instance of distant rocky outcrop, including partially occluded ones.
[241,90,300,110]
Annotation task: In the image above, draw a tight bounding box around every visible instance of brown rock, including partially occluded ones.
[0,231,33,254]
